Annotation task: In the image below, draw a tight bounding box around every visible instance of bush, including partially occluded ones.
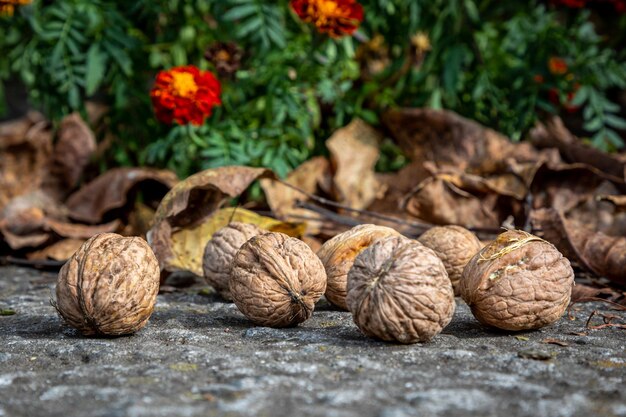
[1,0,625,178]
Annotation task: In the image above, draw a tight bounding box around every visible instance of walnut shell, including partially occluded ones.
[418,225,482,295]
[346,236,455,344]
[230,232,326,328]
[55,233,160,336]
[459,230,574,331]
[202,222,264,300]
[317,224,400,310]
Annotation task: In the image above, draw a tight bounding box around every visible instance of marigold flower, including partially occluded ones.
[0,0,31,16]
[290,0,364,38]
[204,42,243,77]
[150,65,221,126]
[548,57,568,75]
[551,0,587,7]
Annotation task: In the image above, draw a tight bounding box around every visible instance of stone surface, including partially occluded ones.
[0,266,625,417]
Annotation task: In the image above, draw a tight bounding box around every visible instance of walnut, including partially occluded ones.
[230,232,326,327]
[418,225,482,295]
[459,230,574,331]
[317,224,400,310]
[346,236,455,344]
[202,222,264,300]
[54,233,160,336]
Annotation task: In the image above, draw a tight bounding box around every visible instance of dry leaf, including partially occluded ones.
[0,113,52,211]
[42,113,96,199]
[147,165,276,273]
[167,207,305,276]
[531,208,626,286]
[261,156,331,234]
[27,238,85,261]
[541,338,569,347]
[530,117,626,181]
[326,119,385,210]
[382,108,543,179]
[65,167,178,224]
[44,218,121,239]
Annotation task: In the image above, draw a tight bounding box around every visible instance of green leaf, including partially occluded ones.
[85,44,106,96]
[223,3,258,21]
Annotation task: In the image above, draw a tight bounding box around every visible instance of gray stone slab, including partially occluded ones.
[0,266,624,417]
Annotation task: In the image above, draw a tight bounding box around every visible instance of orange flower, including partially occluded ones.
[150,66,221,126]
[0,0,31,16]
[548,57,568,75]
[290,0,364,38]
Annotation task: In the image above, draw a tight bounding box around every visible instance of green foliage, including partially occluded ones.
[1,0,625,178]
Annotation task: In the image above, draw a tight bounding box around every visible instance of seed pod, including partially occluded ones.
[346,236,455,344]
[317,224,400,310]
[459,230,574,331]
[202,222,264,300]
[418,225,482,295]
[55,233,160,336]
[230,232,326,328]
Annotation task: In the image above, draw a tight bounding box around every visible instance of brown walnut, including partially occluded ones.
[317,224,400,310]
[230,232,326,328]
[459,230,574,331]
[346,236,455,344]
[55,233,160,336]
[202,222,264,300]
[418,225,482,295]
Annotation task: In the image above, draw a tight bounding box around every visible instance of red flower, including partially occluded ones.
[290,0,364,38]
[548,57,568,75]
[533,74,545,84]
[150,66,221,126]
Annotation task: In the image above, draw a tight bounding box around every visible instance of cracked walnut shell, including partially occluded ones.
[418,225,482,295]
[55,233,160,336]
[459,230,574,331]
[230,232,326,327]
[202,222,264,300]
[317,224,400,310]
[346,236,455,344]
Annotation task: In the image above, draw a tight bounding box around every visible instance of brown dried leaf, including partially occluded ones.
[0,113,52,211]
[326,119,385,210]
[27,238,85,261]
[402,173,518,229]
[66,167,178,224]
[382,108,543,179]
[260,156,331,234]
[147,166,276,273]
[42,113,96,199]
[541,338,569,347]
[531,208,626,286]
[530,117,626,181]
[44,218,121,239]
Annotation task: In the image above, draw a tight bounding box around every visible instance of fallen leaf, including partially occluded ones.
[0,309,16,316]
[42,113,96,199]
[530,116,626,181]
[514,336,529,341]
[541,338,569,347]
[599,195,626,211]
[531,208,626,286]
[570,283,622,303]
[260,156,331,234]
[27,238,85,261]
[402,173,516,228]
[44,218,121,239]
[147,166,276,273]
[382,108,544,179]
[167,207,305,276]
[0,113,52,211]
[120,203,156,238]
[326,119,385,210]
[65,167,178,224]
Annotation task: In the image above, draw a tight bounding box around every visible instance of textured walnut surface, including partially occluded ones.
[55,233,160,336]
[230,232,326,328]
[418,225,482,295]
[317,224,400,310]
[202,222,264,301]
[346,236,455,344]
[460,230,574,331]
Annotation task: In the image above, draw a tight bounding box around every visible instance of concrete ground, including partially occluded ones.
[0,266,624,417]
